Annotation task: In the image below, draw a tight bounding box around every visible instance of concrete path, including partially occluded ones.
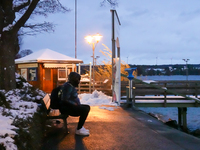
[42,106,200,150]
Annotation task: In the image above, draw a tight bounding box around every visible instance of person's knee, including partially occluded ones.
[87,105,90,112]
[84,105,90,112]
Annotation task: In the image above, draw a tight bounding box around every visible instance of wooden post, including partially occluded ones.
[164,83,167,107]
[132,81,135,105]
[195,83,198,98]
[178,107,187,132]
[178,107,182,129]
[164,90,167,107]
[182,107,187,132]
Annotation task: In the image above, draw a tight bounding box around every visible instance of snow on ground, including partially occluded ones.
[79,90,117,107]
[0,75,118,149]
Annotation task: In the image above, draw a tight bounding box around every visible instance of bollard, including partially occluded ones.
[125,67,137,108]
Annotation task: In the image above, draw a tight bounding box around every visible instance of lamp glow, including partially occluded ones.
[85,35,93,44]
[85,33,103,91]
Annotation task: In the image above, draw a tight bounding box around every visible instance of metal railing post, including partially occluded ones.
[125,67,137,108]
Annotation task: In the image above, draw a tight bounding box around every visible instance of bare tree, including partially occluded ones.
[15,49,33,59]
[0,0,118,90]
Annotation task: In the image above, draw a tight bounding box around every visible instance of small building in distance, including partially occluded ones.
[15,49,83,93]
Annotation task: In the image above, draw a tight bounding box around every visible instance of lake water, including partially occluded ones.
[137,75,200,81]
[135,75,200,131]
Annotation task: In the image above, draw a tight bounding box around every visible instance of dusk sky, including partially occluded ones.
[21,0,200,65]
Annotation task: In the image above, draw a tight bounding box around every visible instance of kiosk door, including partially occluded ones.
[43,68,53,93]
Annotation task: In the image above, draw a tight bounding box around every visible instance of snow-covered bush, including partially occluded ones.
[0,73,46,150]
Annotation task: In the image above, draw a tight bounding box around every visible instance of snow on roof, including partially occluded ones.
[15,48,83,64]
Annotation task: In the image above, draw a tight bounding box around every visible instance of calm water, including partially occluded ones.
[136,75,200,131]
[137,75,200,81]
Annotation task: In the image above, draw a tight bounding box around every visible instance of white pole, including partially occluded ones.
[89,62,92,93]
[78,63,81,93]
[65,65,68,82]
[72,64,75,72]
[75,0,77,58]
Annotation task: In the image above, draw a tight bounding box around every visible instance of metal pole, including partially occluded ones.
[186,61,188,80]
[111,11,115,101]
[92,44,95,91]
[78,63,81,94]
[183,59,189,80]
[89,62,92,93]
[129,79,133,105]
[125,68,137,108]
[75,0,77,58]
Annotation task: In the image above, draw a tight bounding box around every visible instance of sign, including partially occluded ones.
[111,9,121,104]
[18,63,38,68]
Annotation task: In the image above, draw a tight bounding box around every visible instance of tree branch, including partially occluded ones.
[14,0,31,12]
[12,0,40,35]
[100,0,118,7]
[19,22,55,36]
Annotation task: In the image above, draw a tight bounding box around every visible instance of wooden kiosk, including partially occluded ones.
[15,49,83,93]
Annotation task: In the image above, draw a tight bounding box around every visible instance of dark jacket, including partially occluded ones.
[61,82,81,106]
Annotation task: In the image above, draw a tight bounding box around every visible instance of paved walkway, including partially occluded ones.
[42,106,200,150]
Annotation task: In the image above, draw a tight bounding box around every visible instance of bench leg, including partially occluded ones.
[63,117,69,134]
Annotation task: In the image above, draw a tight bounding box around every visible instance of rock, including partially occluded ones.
[191,129,200,137]
[165,120,178,129]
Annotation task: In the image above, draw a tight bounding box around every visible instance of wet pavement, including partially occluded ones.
[42,106,200,150]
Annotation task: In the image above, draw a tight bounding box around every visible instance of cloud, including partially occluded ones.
[21,0,200,65]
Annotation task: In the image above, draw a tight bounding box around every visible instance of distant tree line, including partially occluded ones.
[129,64,200,76]
[80,64,200,76]
[15,49,33,59]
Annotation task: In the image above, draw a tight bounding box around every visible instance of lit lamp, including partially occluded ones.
[85,33,103,91]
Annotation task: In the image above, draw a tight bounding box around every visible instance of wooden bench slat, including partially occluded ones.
[43,94,51,110]
[42,94,68,132]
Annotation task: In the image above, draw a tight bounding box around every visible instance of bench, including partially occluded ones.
[42,94,68,132]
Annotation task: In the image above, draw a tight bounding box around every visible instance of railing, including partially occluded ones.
[121,80,200,107]
[121,79,200,131]
[121,80,200,97]
[57,80,112,95]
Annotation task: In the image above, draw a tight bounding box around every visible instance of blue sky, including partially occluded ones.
[21,0,200,65]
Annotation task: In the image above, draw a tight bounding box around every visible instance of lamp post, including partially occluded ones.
[182,59,189,80]
[95,56,100,66]
[90,55,100,82]
[85,33,102,91]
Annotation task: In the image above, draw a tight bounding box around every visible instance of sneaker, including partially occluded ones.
[76,127,89,136]
[81,126,89,132]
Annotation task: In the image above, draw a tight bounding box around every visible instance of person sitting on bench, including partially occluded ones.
[59,72,90,136]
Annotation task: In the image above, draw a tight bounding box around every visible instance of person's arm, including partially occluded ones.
[61,83,78,105]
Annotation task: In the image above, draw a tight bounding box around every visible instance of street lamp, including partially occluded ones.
[85,33,102,91]
[182,59,189,80]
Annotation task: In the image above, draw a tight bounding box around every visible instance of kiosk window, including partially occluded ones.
[28,68,37,81]
[58,69,66,80]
